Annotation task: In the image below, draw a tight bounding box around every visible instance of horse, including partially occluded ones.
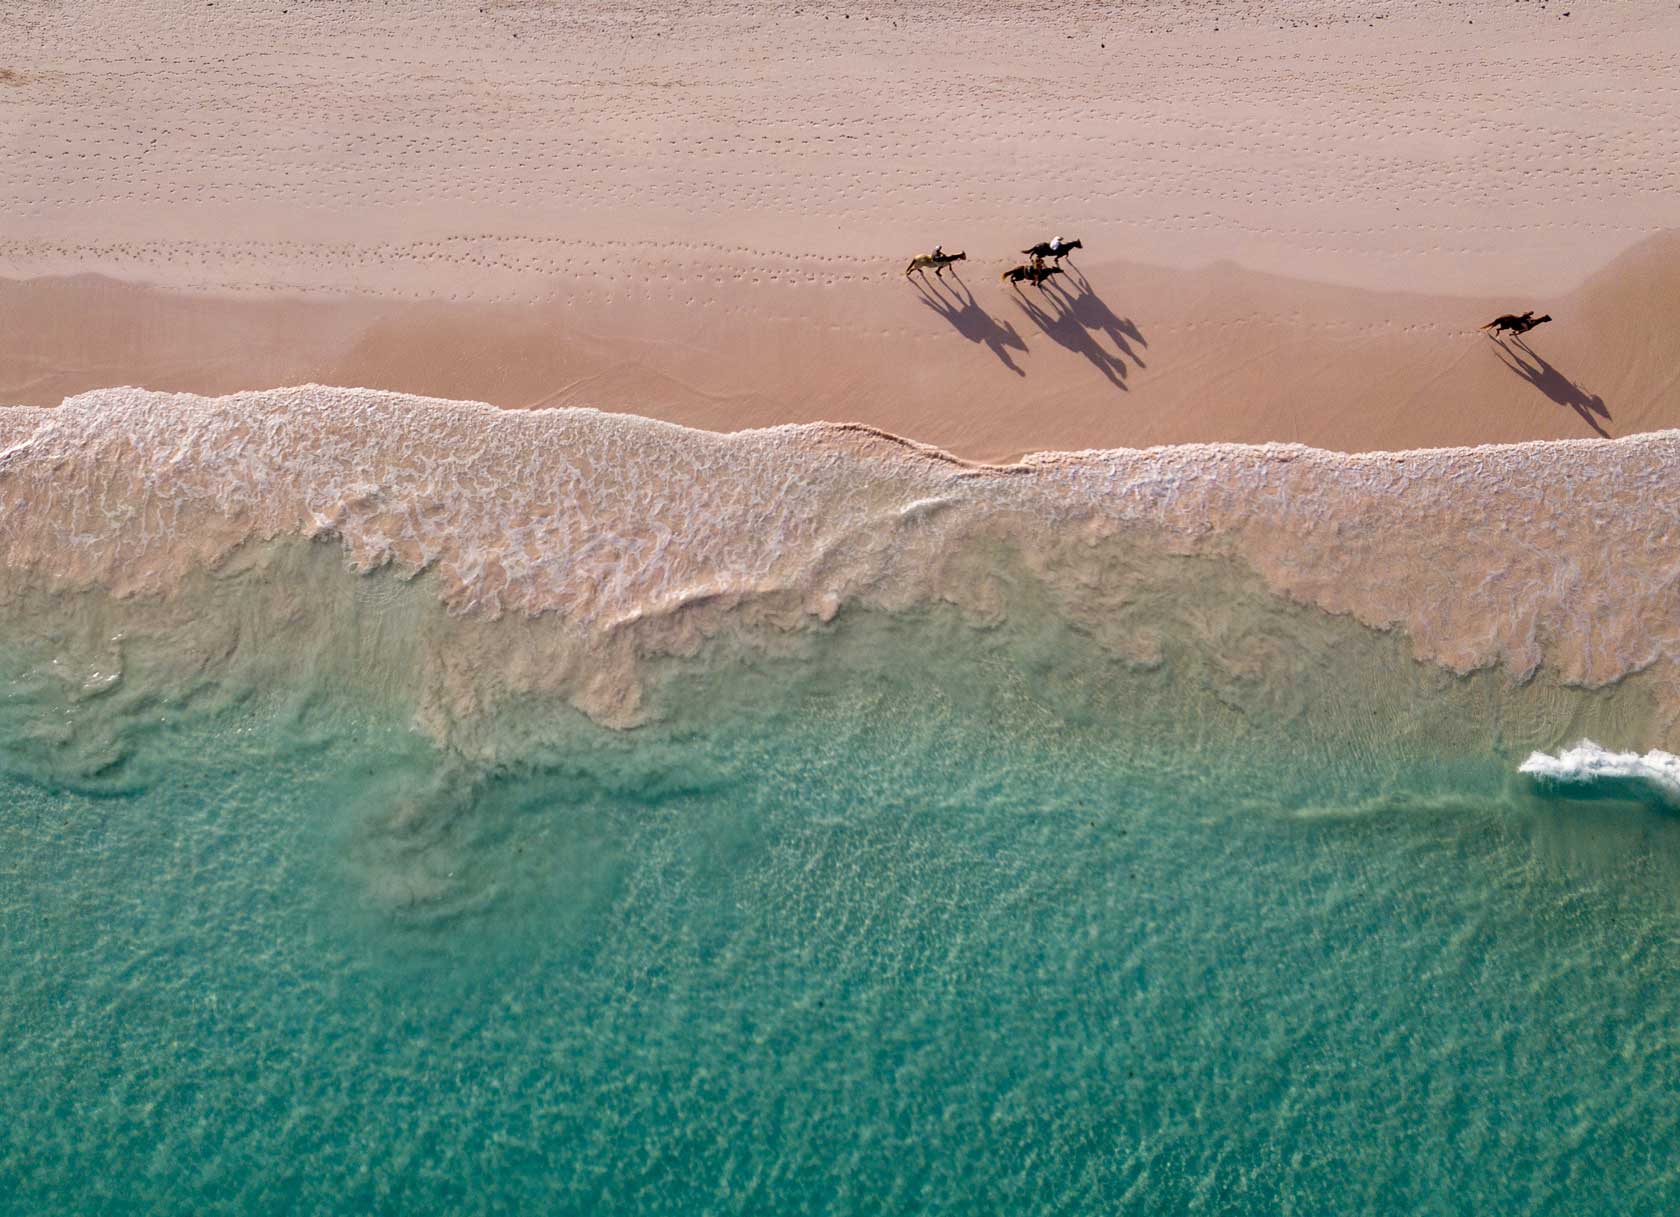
[1001,263,1064,289]
[905,251,967,278]
[1481,311,1552,336]
[1022,238,1083,265]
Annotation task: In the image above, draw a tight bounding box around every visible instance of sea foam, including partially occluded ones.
[1,386,1678,741]
[1520,741,1680,801]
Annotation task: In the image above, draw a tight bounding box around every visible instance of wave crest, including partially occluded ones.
[1520,741,1680,803]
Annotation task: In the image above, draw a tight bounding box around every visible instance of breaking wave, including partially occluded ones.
[1521,741,1680,806]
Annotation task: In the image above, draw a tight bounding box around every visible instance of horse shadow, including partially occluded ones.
[912,273,1027,375]
[1493,336,1610,437]
[1061,265,1147,366]
[1009,272,1143,390]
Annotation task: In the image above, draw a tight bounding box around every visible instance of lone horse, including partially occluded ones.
[1481,310,1552,336]
[906,250,967,278]
[1002,263,1064,289]
[1022,238,1082,265]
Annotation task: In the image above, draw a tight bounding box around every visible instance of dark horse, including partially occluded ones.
[1002,263,1064,289]
[1021,238,1083,265]
[1481,310,1553,336]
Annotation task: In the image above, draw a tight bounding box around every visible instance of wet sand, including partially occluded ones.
[2,237,1674,459]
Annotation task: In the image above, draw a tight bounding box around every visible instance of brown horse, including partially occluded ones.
[905,251,967,278]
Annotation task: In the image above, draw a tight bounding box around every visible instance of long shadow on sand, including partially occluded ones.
[1009,268,1145,390]
[1061,265,1148,365]
[911,272,1028,375]
[1493,336,1611,437]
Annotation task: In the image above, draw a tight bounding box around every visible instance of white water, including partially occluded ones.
[1521,741,1680,800]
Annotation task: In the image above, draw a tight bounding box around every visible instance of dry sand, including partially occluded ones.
[3,0,1678,460]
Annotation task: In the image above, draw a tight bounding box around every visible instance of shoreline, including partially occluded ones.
[10,381,1671,467]
[3,384,1677,743]
[4,228,1676,461]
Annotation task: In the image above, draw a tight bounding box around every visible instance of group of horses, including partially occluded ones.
[904,240,1554,338]
[905,238,1083,289]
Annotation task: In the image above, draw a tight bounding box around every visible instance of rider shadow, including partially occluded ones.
[912,273,1028,375]
[1062,265,1148,367]
[1493,336,1611,437]
[1010,275,1139,390]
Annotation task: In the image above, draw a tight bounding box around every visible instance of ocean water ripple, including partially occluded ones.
[4,388,1680,1212]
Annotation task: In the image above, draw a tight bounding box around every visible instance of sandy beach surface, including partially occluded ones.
[3,0,1678,461]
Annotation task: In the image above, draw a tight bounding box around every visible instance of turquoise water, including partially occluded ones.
[5,565,1680,1214]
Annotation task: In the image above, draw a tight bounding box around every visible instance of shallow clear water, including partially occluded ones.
[4,572,1680,1214]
